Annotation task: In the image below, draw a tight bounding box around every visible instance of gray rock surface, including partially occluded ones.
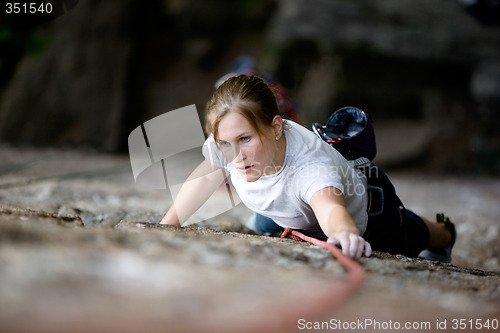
[0,146,499,332]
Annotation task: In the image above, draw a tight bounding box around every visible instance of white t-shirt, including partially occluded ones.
[202,120,368,235]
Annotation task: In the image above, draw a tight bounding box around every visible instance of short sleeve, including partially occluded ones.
[202,134,228,169]
[297,163,345,205]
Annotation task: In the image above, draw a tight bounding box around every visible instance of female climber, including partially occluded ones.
[160,74,456,262]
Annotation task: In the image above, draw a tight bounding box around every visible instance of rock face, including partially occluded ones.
[1,3,498,330]
[0,146,499,332]
[269,0,500,60]
[267,0,500,173]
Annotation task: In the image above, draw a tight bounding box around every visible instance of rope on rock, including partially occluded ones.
[281,227,365,306]
[222,228,367,333]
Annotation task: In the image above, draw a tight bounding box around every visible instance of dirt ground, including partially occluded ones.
[0,145,498,333]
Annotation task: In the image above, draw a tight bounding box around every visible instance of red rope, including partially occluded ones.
[281,227,365,307]
[179,227,367,333]
[221,228,366,333]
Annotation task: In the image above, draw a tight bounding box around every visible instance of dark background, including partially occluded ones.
[1,0,499,174]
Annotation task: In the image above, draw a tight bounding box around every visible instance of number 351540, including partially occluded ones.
[5,2,53,14]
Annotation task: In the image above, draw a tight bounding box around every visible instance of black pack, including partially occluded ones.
[312,106,377,161]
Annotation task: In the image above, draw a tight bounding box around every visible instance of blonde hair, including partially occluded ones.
[206,75,284,144]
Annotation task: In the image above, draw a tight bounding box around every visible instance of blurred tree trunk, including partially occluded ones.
[0,0,131,151]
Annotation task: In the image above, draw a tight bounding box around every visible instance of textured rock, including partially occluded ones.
[0,147,499,332]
